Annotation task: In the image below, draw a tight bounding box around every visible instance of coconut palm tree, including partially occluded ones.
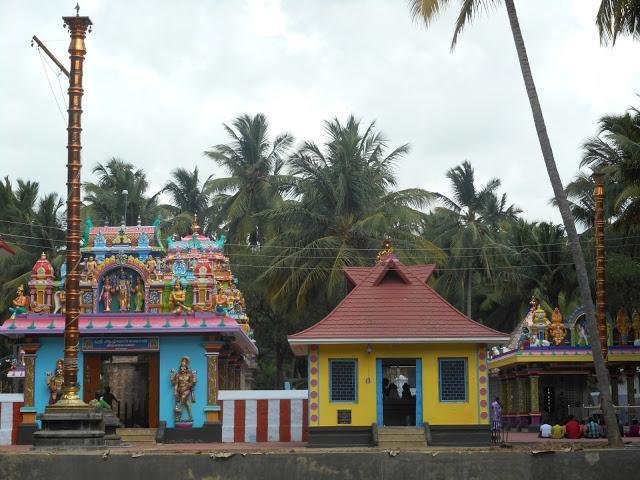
[83,158,163,227]
[204,113,294,246]
[161,167,214,235]
[260,115,437,309]
[597,0,640,44]
[427,161,520,318]
[0,180,65,321]
[580,107,640,230]
[409,0,622,445]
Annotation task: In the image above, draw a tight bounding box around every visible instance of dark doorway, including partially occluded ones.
[83,353,158,427]
[380,359,418,426]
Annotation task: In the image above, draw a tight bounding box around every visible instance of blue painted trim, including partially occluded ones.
[415,358,423,425]
[376,358,383,426]
[329,359,358,403]
[204,405,221,412]
[20,406,36,413]
[438,357,468,403]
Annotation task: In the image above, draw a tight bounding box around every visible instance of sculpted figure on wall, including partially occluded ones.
[171,356,197,423]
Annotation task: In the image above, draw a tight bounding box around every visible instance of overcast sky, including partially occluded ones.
[1,0,639,225]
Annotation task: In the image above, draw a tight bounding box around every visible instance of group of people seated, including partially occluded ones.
[539,415,640,439]
[382,378,414,400]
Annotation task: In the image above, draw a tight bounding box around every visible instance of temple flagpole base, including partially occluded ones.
[32,406,106,448]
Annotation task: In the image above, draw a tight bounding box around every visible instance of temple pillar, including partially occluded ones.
[529,375,541,426]
[610,368,620,406]
[18,343,39,444]
[202,341,224,424]
[626,368,636,408]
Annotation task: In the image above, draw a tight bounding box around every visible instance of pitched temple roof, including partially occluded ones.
[288,256,508,355]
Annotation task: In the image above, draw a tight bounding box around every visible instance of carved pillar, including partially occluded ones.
[202,340,224,424]
[18,343,40,443]
[529,375,541,426]
[505,376,513,415]
[517,376,527,414]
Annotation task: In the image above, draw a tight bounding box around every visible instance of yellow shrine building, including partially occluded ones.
[288,247,508,446]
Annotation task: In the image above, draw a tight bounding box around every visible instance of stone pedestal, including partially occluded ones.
[33,409,105,448]
[100,408,122,446]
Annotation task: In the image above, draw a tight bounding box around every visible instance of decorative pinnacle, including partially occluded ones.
[75,3,80,16]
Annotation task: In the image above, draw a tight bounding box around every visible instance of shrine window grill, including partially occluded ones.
[439,358,468,402]
[330,359,358,402]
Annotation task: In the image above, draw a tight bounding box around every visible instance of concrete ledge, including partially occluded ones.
[161,423,221,443]
[0,449,639,480]
[17,423,36,445]
[428,424,491,446]
[308,426,373,447]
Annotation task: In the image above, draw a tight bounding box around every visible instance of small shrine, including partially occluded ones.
[1,216,256,444]
[489,296,640,430]
[288,242,508,446]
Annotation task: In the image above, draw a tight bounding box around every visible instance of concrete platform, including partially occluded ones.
[1,443,640,480]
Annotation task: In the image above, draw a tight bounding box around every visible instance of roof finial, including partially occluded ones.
[191,213,201,235]
[376,239,395,264]
[75,3,80,16]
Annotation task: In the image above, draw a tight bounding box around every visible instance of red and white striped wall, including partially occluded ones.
[219,390,308,443]
[0,394,23,445]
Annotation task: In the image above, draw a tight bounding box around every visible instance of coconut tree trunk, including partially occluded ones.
[466,267,473,318]
[504,0,622,446]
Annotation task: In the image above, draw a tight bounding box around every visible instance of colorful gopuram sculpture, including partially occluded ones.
[8,285,29,318]
[616,307,632,344]
[6,216,252,337]
[549,307,567,346]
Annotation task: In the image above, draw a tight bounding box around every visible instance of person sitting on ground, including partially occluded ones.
[598,418,607,438]
[539,421,552,438]
[586,417,600,439]
[579,419,587,438]
[628,419,640,437]
[388,383,400,400]
[101,386,119,408]
[565,415,581,439]
[401,383,413,400]
[89,392,110,409]
[551,421,565,439]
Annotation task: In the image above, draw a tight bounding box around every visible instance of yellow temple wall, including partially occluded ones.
[314,343,487,428]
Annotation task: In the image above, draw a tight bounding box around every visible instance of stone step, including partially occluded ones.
[378,433,425,441]
[377,427,426,448]
[378,441,426,449]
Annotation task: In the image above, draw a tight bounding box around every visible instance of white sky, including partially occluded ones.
[1,0,638,224]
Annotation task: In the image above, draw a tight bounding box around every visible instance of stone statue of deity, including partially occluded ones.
[84,256,98,282]
[133,283,144,312]
[615,307,631,344]
[632,310,640,344]
[169,280,191,314]
[118,279,131,312]
[100,277,114,312]
[8,285,29,318]
[549,307,567,346]
[170,356,197,423]
[47,359,64,405]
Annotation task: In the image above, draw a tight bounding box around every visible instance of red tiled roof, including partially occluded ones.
[0,239,16,257]
[289,258,507,353]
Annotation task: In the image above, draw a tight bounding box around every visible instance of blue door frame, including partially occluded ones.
[376,358,423,426]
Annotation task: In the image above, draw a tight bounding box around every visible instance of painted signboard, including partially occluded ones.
[81,337,159,352]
